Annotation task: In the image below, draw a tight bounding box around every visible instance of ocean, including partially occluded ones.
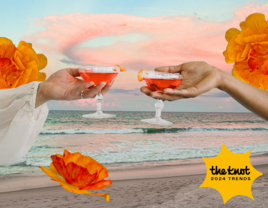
[1,110,268,174]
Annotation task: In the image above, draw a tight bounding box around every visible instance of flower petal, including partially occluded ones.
[0,44,16,59]
[0,57,12,68]
[16,68,32,87]
[58,180,110,201]
[51,155,73,183]
[241,44,252,60]
[235,28,254,45]
[225,28,241,43]
[243,34,268,44]
[79,179,112,191]
[63,150,108,180]
[14,55,25,71]
[37,54,47,70]
[240,21,246,31]
[27,64,39,83]
[37,72,46,81]
[248,56,265,71]
[17,41,33,49]
[17,45,39,65]
[0,37,13,45]
[5,68,20,88]
[39,166,66,183]
[244,13,267,33]
[225,36,239,62]
[49,163,59,175]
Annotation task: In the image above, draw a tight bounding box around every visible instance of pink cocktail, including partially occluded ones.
[140,70,183,125]
[78,66,120,119]
[79,72,118,85]
[144,78,182,92]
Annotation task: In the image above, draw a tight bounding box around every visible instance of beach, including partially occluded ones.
[1,111,268,207]
[0,161,268,208]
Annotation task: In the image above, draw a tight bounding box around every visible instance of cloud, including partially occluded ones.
[25,3,268,74]
[25,3,268,112]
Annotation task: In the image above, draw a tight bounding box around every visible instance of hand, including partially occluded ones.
[35,68,113,108]
[140,61,225,101]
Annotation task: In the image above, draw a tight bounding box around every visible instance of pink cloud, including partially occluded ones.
[25,3,268,74]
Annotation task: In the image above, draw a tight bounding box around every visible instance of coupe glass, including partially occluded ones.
[79,66,119,119]
[141,71,182,125]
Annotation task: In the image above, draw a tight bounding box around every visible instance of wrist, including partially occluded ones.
[214,68,230,92]
[35,82,50,108]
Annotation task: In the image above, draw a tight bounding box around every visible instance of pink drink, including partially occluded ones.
[79,72,118,85]
[144,78,182,92]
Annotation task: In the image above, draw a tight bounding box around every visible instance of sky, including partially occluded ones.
[1,0,268,112]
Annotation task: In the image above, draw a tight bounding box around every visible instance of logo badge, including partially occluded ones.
[200,143,263,204]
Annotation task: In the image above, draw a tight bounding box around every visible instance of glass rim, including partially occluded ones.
[142,71,182,79]
[78,66,120,73]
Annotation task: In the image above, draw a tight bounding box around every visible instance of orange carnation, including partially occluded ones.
[223,13,268,90]
[0,37,47,89]
[40,150,112,202]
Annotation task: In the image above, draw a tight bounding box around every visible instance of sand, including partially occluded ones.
[0,162,268,208]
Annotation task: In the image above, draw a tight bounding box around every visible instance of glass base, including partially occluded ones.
[82,111,116,119]
[141,117,173,126]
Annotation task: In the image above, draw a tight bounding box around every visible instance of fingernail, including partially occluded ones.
[101,82,106,87]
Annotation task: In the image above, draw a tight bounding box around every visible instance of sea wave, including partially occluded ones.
[6,143,268,169]
[40,127,268,135]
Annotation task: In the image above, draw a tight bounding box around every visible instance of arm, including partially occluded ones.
[140,61,268,121]
[0,68,113,165]
[219,70,268,120]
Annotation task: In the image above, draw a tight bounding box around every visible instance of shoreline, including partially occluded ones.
[1,153,268,194]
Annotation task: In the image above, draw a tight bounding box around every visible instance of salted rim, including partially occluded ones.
[142,71,182,79]
[78,66,120,73]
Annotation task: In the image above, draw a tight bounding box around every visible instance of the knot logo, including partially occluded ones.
[200,143,262,204]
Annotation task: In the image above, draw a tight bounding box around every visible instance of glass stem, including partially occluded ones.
[95,93,103,114]
[155,99,164,119]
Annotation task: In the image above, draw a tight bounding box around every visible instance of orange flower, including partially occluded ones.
[0,37,47,89]
[223,13,268,90]
[40,150,112,202]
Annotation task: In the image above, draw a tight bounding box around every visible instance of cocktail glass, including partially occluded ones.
[140,70,182,125]
[79,66,120,119]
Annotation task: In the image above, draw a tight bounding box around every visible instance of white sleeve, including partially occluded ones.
[0,81,49,166]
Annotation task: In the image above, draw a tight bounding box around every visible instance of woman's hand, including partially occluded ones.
[141,61,268,120]
[35,68,113,108]
[140,61,225,101]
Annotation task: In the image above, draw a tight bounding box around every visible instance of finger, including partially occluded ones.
[140,86,152,95]
[149,91,183,101]
[68,81,94,99]
[66,68,80,77]
[163,74,217,98]
[76,81,95,93]
[163,88,198,98]
[101,80,114,95]
[83,82,106,98]
[155,65,183,73]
